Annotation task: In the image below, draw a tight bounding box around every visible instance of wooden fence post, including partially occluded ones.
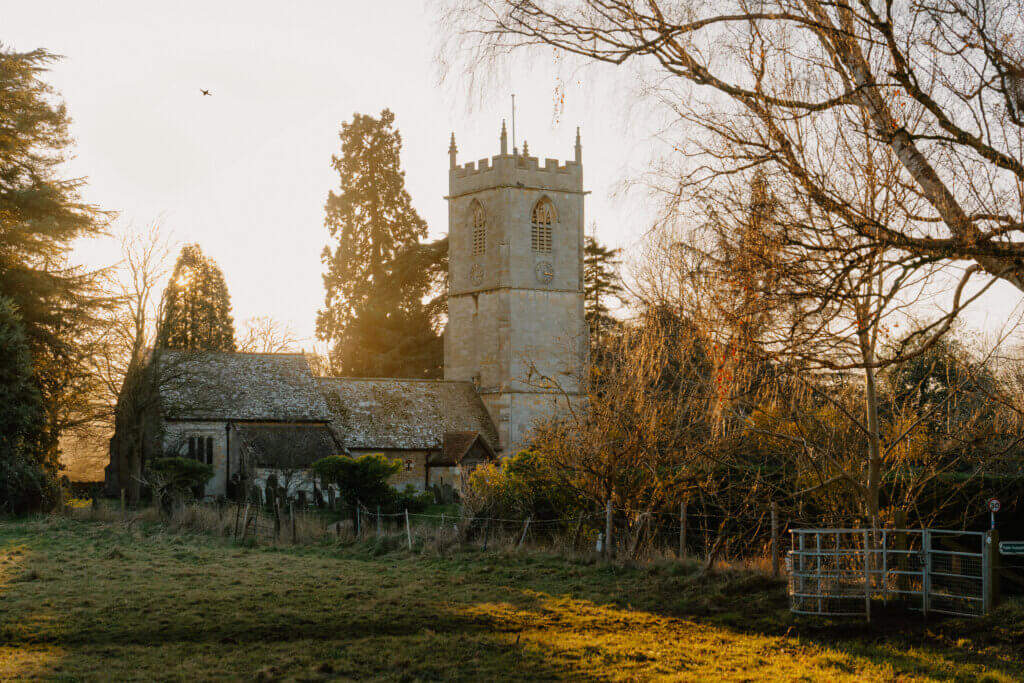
[290,502,296,544]
[120,488,126,517]
[679,500,687,559]
[984,528,1000,614]
[356,506,361,537]
[273,496,281,543]
[405,509,413,550]
[240,503,251,542]
[376,505,382,536]
[605,499,613,561]
[771,502,780,577]
[517,517,532,550]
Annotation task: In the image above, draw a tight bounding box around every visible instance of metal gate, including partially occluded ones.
[787,528,994,619]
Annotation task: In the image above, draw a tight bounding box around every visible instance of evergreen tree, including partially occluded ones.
[584,234,624,343]
[156,244,236,351]
[0,46,108,469]
[0,297,55,513]
[316,109,436,377]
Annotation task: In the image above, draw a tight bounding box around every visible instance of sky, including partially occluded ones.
[2,0,655,347]
[3,0,1023,349]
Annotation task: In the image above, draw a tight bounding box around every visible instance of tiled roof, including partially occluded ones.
[316,378,499,451]
[234,424,341,467]
[154,351,332,422]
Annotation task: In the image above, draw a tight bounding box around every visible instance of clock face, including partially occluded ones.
[535,260,554,284]
[469,264,484,285]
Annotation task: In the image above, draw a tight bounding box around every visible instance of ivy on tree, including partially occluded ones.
[317,109,441,377]
[156,244,236,351]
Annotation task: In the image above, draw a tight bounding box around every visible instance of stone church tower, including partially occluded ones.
[444,124,587,456]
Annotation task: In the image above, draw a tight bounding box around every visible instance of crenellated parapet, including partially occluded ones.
[448,125,583,198]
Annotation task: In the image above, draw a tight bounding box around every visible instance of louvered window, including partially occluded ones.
[531,199,554,252]
[472,201,486,255]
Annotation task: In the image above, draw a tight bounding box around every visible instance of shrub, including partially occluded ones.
[311,453,402,512]
[147,457,214,518]
[391,484,433,514]
[464,450,571,520]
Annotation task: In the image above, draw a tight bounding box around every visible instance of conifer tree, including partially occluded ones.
[0,297,54,513]
[584,234,624,344]
[156,244,236,351]
[316,109,436,377]
[0,46,108,468]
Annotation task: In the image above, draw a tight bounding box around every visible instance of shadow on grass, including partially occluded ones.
[1,518,1021,681]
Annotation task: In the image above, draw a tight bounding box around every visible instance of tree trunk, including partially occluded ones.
[863,354,882,529]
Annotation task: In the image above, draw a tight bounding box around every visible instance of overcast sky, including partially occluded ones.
[4,0,1022,348]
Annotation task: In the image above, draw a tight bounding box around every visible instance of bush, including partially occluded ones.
[0,452,59,515]
[391,484,433,514]
[464,450,571,520]
[311,454,402,519]
[147,457,214,518]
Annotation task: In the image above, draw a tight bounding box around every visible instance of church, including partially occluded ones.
[105,124,588,498]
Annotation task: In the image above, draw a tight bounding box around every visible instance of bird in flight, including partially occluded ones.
[200,89,212,96]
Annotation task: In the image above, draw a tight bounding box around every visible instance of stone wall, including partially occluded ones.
[162,421,229,498]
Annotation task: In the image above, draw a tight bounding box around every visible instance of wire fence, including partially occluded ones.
[204,496,846,572]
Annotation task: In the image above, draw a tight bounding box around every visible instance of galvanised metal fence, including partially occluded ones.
[787,528,996,620]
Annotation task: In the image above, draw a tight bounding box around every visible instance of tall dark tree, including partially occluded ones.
[0,46,108,472]
[156,244,235,351]
[584,234,624,344]
[0,297,55,513]
[316,109,435,377]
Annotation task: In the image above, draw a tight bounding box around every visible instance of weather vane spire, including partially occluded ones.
[511,93,517,155]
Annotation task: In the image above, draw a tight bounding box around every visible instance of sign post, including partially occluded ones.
[988,498,1001,530]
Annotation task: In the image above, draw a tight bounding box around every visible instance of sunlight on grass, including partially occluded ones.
[457,592,1018,681]
[0,516,1020,681]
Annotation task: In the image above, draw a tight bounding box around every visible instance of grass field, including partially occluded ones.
[1,514,1022,681]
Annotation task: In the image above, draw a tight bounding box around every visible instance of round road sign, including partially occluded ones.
[988,498,1001,513]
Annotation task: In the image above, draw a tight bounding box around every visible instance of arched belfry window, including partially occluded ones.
[531,198,554,253]
[471,201,486,255]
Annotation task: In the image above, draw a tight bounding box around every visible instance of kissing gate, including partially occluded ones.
[787,528,999,619]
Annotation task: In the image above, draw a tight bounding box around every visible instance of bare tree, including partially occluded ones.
[237,316,301,354]
[443,0,1024,299]
[59,223,175,482]
[98,223,178,502]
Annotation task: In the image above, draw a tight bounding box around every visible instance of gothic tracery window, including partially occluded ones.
[471,201,486,255]
[531,198,554,252]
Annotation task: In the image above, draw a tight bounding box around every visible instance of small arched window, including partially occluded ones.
[471,201,486,255]
[531,198,554,252]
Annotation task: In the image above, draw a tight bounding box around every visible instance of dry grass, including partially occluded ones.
[1,514,1022,681]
